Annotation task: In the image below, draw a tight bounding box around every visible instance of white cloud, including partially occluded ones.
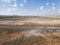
[32,7,60,16]
[12,2,17,7]
[0,7,18,15]
[46,2,49,5]
[19,0,27,7]
[33,7,57,16]
[39,10,50,16]
[1,0,16,3]
[52,7,55,10]
[1,0,11,3]
[52,3,55,6]
[20,3,24,7]
[9,4,11,6]
[30,7,52,16]
[57,9,60,15]
[58,10,60,13]
[40,6,44,10]
[14,0,16,1]
[23,0,27,3]
[6,8,17,15]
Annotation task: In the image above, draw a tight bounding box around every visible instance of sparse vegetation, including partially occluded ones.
[0,27,60,45]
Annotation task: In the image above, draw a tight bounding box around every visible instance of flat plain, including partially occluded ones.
[0,16,60,45]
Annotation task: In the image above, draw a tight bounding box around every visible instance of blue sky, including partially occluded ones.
[0,0,60,16]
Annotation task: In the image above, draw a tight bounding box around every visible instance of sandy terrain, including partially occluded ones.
[0,20,60,26]
[0,16,60,26]
[0,16,60,45]
[0,28,60,45]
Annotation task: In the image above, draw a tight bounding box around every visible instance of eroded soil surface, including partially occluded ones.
[0,28,60,45]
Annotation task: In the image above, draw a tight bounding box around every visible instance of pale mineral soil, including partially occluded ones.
[0,16,60,26]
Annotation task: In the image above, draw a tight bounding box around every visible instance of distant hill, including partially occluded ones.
[0,16,60,20]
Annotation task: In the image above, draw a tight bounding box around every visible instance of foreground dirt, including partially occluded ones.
[0,28,60,45]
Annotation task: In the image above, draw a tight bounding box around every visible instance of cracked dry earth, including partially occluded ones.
[0,29,60,45]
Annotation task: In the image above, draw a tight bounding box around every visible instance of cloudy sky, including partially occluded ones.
[0,0,60,16]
